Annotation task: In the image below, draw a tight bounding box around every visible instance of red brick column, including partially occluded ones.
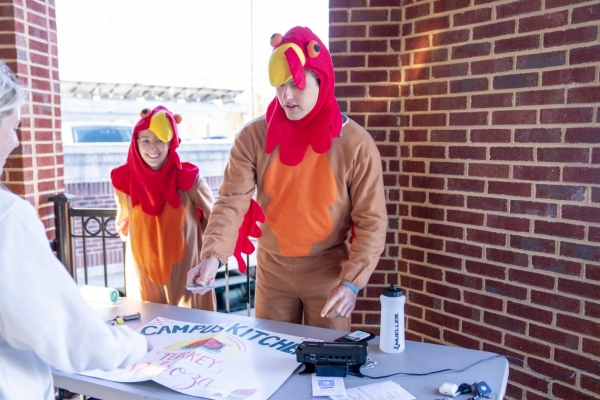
[0,0,63,235]
[331,1,600,399]
[330,0,404,330]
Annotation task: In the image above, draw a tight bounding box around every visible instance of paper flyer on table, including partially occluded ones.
[81,317,314,399]
[330,379,416,400]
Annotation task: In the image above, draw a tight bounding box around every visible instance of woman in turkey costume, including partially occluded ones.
[111,106,216,311]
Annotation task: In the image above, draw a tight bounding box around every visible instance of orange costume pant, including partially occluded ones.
[253,246,351,331]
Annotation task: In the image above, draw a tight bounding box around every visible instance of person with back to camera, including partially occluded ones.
[0,61,150,400]
[111,105,217,311]
[187,26,387,331]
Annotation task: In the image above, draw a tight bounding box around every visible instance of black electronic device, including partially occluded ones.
[295,341,368,377]
[334,330,375,343]
[468,381,493,400]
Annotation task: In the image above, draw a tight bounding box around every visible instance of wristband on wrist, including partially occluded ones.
[340,281,359,295]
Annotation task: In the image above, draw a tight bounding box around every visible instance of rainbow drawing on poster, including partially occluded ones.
[81,317,315,399]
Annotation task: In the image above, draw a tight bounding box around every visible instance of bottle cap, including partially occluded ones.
[382,284,404,297]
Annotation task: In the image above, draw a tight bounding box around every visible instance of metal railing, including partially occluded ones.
[50,193,127,293]
[49,193,254,314]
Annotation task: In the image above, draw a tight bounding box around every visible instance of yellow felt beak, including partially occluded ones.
[269,43,306,87]
[148,110,174,143]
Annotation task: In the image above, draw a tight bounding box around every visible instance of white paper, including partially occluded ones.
[81,317,316,400]
[312,373,346,397]
[329,380,416,400]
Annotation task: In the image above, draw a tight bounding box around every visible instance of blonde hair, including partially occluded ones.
[0,61,25,118]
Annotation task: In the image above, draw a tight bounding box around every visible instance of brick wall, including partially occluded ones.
[331,0,600,399]
[0,0,63,235]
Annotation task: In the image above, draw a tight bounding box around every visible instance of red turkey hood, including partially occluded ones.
[111,106,198,216]
[266,26,342,166]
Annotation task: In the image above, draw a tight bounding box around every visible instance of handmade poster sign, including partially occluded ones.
[82,317,313,399]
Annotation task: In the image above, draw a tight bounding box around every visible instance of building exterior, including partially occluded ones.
[59,84,240,289]
[59,80,247,141]
[2,1,600,399]
[58,80,243,282]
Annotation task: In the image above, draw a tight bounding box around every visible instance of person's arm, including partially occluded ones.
[0,198,148,373]
[114,189,130,241]
[339,142,387,288]
[187,174,216,225]
[321,130,387,319]
[202,129,259,260]
[188,125,260,289]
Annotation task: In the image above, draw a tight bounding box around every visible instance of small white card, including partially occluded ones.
[312,373,347,397]
[329,380,416,400]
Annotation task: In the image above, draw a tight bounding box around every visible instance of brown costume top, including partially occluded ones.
[201,115,387,294]
[200,27,386,329]
[115,175,217,310]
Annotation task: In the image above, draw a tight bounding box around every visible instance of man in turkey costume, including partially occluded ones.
[188,27,386,330]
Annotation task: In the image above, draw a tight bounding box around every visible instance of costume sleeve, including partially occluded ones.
[0,197,148,373]
[188,175,216,223]
[201,128,258,262]
[114,189,130,239]
[339,143,387,290]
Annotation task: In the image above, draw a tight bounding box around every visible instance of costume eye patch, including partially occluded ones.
[140,108,152,118]
[307,40,320,58]
[270,33,283,48]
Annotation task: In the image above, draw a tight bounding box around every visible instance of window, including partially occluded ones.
[72,126,132,143]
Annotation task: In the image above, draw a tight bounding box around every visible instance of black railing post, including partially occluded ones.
[246,253,252,317]
[49,193,78,279]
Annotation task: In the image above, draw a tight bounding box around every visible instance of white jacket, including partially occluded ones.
[0,189,148,400]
